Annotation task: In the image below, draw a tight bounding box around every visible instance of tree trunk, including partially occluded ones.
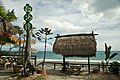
[24,30,31,76]
[21,36,25,55]
[19,37,21,57]
[42,35,47,70]
[106,61,108,73]
[25,30,31,63]
[9,44,12,54]
[27,31,31,61]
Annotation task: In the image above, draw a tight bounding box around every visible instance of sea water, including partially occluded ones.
[32,51,120,61]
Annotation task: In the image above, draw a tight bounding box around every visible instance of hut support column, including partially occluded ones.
[63,55,66,72]
[35,56,36,66]
[88,56,90,74]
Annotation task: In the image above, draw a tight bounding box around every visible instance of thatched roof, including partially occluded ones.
[53,32,98,57]
[0,17,17,35]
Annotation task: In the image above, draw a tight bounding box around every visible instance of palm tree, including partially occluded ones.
[0,3,22,55]
[0,4,17,35]
[0,6,6,19]
[13,26,24,36]
[0,3,18,53]
[6,9,17,22]
[36,28,53,70]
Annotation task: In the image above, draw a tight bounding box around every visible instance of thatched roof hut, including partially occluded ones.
[53,31,98,74]
[53,34,97,57]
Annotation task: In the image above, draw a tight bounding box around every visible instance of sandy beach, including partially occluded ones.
[46,69,120,80]
[0,59,120,80]
[36,59,120,80]
[41,62,120,80]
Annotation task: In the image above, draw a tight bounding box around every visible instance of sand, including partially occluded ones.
[0,60,120,80]
[42,63,120,80]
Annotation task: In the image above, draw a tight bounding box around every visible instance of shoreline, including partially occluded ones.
[36,59,120,64]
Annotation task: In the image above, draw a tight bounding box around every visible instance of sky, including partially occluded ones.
[1,0,120,51]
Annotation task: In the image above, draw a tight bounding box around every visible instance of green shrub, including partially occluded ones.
[109,61,120,75]
[17,56,24,65]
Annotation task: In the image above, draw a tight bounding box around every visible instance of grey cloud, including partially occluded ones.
[91,20,120,31]
[90,0,120,12]
[33,0,82,16]
[84,0,120,21]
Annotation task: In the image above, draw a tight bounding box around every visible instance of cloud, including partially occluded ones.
[91,0,120,12]
[1,0,120,51]
[44,19,83,34]
[87,0,120,20]
[32,40,53,51]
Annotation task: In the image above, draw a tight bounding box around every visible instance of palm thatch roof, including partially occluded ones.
[53,32,98,57]
[0,17,17,35]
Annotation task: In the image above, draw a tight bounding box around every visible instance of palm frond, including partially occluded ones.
[48,29,51,33]
[37,37,41,41]
[45,28,48,31]
[48,38,52,40]
[105,43,108,54]
[41,28,45,32]
[49,30,52,35]
[110,53,118,60]
[35,33,39,36]
[37,32,40,34]
[39,30,43,34]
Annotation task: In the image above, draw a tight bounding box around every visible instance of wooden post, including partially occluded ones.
[35,56,36,66]
[88,56,90,74]
[63,55,66,72]
[54,63,56,70]
[92,31,94,34]
[98,63,100,70]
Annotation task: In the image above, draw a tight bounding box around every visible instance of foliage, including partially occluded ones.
[17,56,24,65]
[0,6,6,18]
[103,43,118,73]
[0,50,17,56]
[0,2,20,49]
[101,61,105,72]
[0,50,9,56]
[13,26,24,36]
[6,9,17,21]
[35,28,53,70]
[109,61,120,75]
[0,5,17,21]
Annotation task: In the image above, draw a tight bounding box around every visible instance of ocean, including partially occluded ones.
[32,51,120,61]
